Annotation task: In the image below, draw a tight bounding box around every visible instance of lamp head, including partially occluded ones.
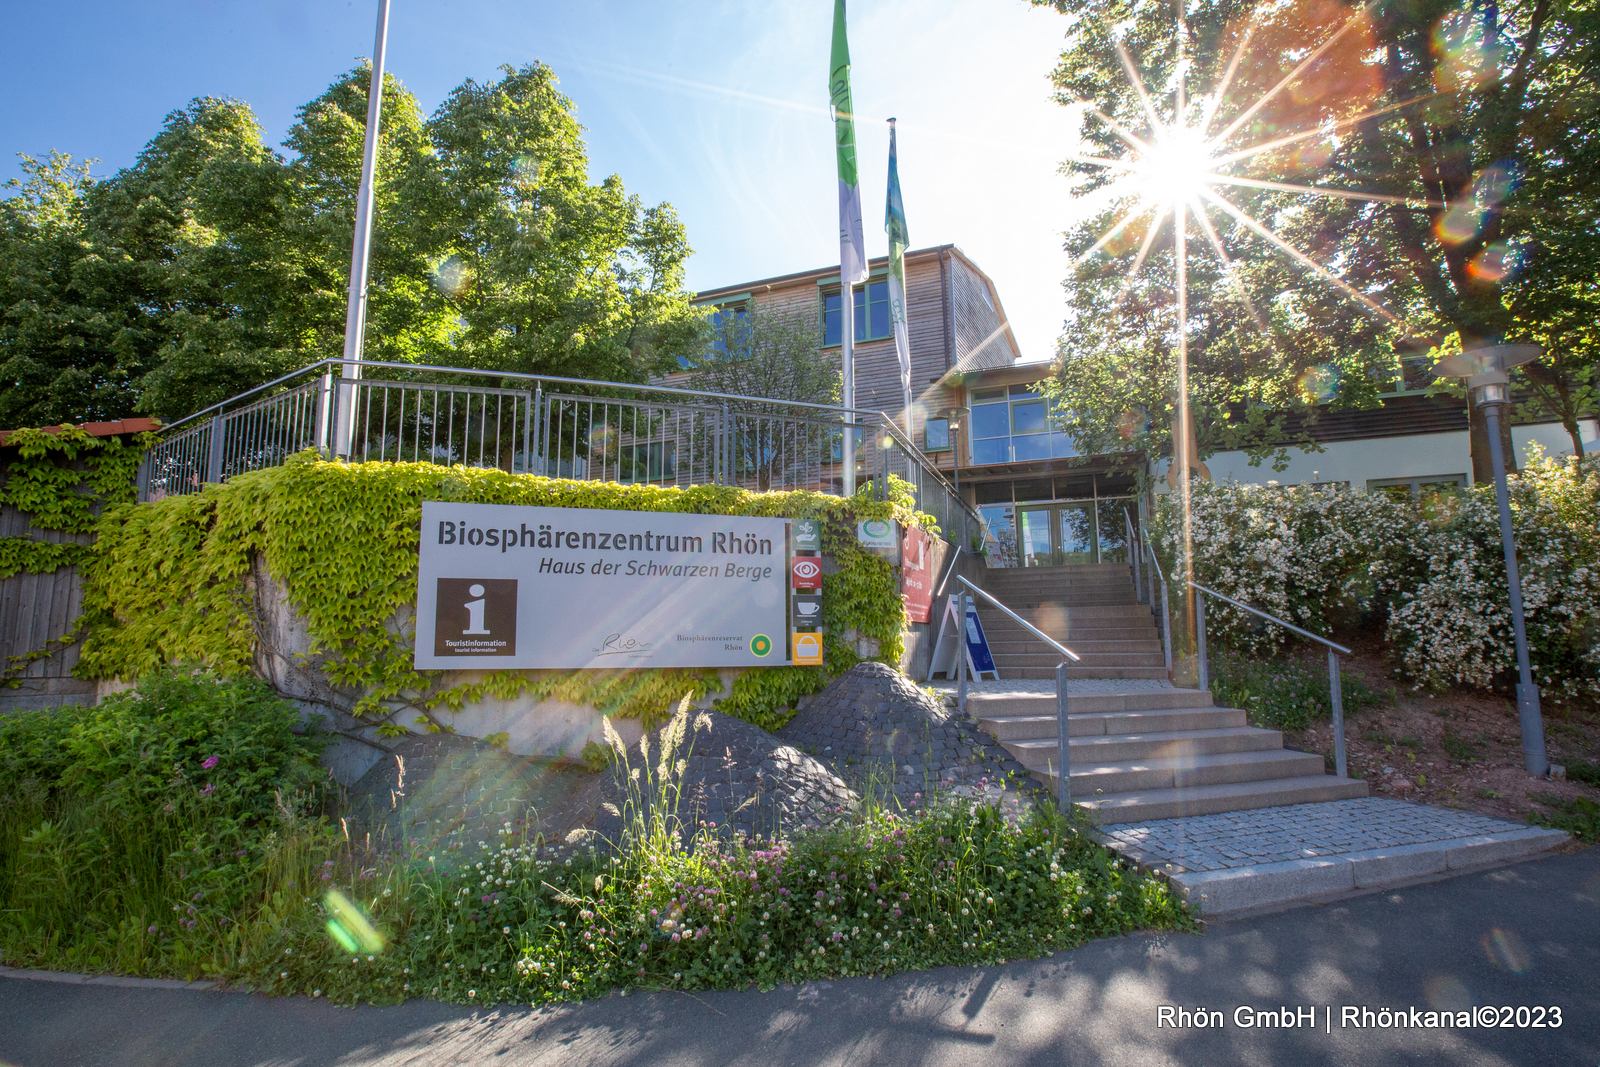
[1432,343,1540,410]
[940,405,970,430]
[1431,343,1542,379]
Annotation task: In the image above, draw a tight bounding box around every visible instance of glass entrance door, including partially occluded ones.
[1017,507,1055,567]
[1057,503,1096,565]
[1017,503,1100,566]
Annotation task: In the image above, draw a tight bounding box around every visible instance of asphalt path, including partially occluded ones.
[2,848,1596,1067]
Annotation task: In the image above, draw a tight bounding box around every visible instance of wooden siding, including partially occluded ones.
[949,256,1017,372]
[0,499,95,711]
[675,246,997,452]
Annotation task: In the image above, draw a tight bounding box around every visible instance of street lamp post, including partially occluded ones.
[942,404,971,549]
[941,405,970,497]
[1433,344,1549,776]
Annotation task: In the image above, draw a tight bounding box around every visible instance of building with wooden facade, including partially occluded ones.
[691,248,1596,570]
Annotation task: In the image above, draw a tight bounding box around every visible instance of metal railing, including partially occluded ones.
[1189,580,1353,779]
[954,575,1080,810]
[136,358,979,542]
[1131,520,1174,674]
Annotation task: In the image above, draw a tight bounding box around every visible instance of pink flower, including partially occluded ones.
[201,756,219,770]
[200,783,215,795]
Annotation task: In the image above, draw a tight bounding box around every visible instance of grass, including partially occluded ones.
[0,679,1195,1005]
[1528,794,1600,843]
[1207,651,1389,731]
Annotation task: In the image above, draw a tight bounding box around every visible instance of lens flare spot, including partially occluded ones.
[1297,365,1340,402]
[1437,164,1521,245]
[1467,242,1524,283]
[587,425,618,453]
[1116,408,1148,440]
[1432,9,1505,94]
[511,154,540,187]
[324,889,385,955]
[431,255,471,298]
[1422,973,1474,1011]
[1480,927,1530,974]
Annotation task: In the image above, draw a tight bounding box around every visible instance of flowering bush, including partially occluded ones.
[1153,453,1600,702]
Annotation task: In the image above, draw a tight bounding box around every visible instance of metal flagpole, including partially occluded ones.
[829,0,864,497]
[335,0,392,458]
[841,284,856,496]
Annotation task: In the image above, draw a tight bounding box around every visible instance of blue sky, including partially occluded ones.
[1,0,1082,361]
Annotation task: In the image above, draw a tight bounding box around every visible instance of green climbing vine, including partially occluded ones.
[0,425,150,577]
[80,452,933,735]
[1,425,155,685]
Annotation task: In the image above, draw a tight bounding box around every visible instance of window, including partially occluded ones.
[1368,474,1467,498]
[923,418,951,451]
[821,280,891,346]
[681,301,750,368]
[968,383,1078,464]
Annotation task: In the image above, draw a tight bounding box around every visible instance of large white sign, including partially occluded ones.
[414,503,791,669]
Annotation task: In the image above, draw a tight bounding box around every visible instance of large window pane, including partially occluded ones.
[971,404,1010,440]
[971,438,1009,464]
[923,418,950,451]
[979,505,1017,568]
[1095,498,1130,563]
[1011,434,1050,461]
[1011,400,1047,434]
[822,292,842,346]
[1050,431,1078,458]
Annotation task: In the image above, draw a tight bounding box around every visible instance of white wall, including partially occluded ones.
[1157,419,1596,492]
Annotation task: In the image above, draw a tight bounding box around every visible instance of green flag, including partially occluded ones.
[830,0,867,285]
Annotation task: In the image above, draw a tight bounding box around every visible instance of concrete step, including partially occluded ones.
[1005,725,1284,768]
[965,689,1213,716]
[975,604,1156,622]
[988,640,1164,657]
[978,705,1245,741]
[977,596,1141,608]
[992,651,1169,668]
[1065,775,1371,824]
[1064,749,1327,794]
[998,665,1173,679]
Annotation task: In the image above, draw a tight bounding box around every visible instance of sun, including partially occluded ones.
[1135,124,1215,209]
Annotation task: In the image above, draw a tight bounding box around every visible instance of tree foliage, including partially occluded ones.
[1035,0,1600,468]
[1,63,700,427]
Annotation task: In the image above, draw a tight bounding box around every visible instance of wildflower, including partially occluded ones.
[201,756,219,770]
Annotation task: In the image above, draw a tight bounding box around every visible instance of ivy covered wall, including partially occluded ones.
[1,425,153,702]
[79,453,931,753]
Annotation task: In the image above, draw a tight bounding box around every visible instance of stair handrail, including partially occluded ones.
[1137,521,1174,674]
[933,546,963,600]
[1123,507,1143,605]
[1187,579,1352,780]
[953,575,1078,811]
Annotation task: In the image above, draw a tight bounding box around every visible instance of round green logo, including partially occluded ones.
[750,634,773,657]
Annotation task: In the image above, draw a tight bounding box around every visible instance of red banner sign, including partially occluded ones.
[901,526,933,623]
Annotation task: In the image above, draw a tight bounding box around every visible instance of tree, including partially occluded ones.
[0,62,702,427]
[0,152,135,427]
[1034,0,1600,475]
[684,304,842,490]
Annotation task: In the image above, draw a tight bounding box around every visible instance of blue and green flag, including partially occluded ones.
[885,118,912,428]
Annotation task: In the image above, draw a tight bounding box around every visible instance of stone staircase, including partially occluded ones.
[976,563,1167,679]
[972,688,1368,823]
[965,563,1368,824]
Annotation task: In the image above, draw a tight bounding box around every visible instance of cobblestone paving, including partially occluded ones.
[929,678,1176,695]
[1099,798,1535,873]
